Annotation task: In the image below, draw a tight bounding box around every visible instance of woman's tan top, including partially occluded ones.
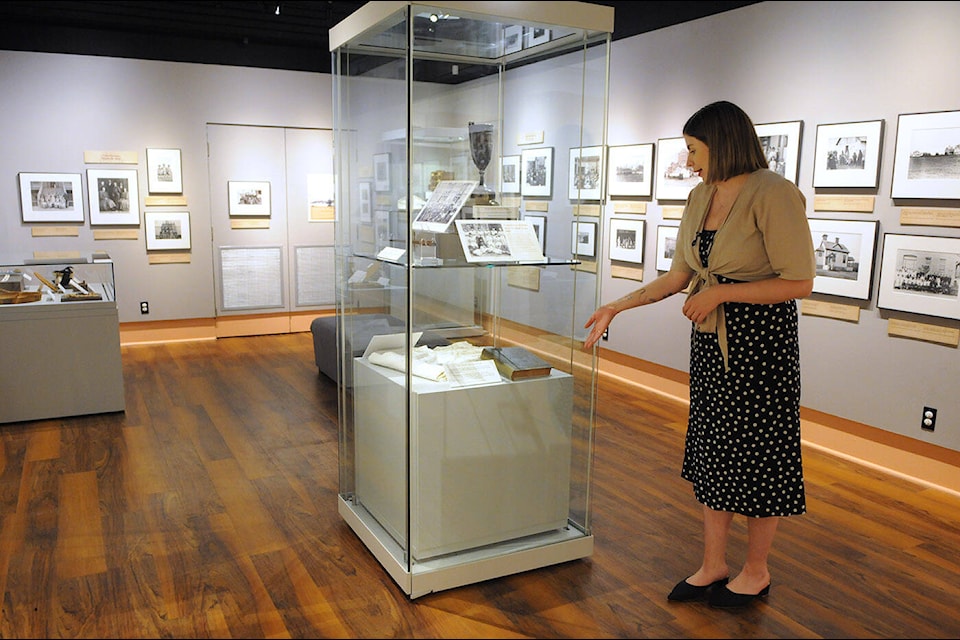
[669,168,815,369]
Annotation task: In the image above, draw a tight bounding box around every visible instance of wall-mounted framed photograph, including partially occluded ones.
[373,152,391,192]
[609,217,644,264]
[877,233,960,320]
[18,172,84,223]
[655,137,699,201]
[524,26,550,48]
[358,181,372,223]
[755,120,803,185]
[571,220,597,258]
[500,155,521,194]
[87,168,140,225]
[809,218,879,300]
[891,109,960,199]
[568,145,605,200]
[145,147,183,194]
[520,147,553,197]
[607,142,654,198]
[813,120,884,189]
[524,213,547,254]
[655,224,680,271]
[145,210,191,250]
[502,24,522,55]
[228,180,271,216]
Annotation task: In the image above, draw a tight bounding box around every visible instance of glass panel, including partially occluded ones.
[334,1,610,596]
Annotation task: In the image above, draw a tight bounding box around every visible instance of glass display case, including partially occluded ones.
[0,255,124,424]
[331,1,612,597]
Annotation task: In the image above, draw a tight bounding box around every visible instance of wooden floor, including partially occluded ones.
[1,332,958,639]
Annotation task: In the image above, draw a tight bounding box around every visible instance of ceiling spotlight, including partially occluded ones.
[275,4,280,16]
[429,13,439,23]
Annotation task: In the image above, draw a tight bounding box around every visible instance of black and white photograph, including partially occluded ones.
[813,120,884,189]
[500,155,520,194]
[891,110,960,199]
[607,143,654,197]
[145,210,191,250]
[502,25,522,54]
[454,219,545,264]
[524,213,547,254]
[809,218,879,300]
[358,181,372,223]
[520,147,553,197]
[609,217,644,264]
[88,169,140,225]
[146,148,183,194]
[373,152,391,192]
[228,180,271,216]
[755,120,802,184]
[568,145,605,200]
[656,224,679,271]
[878,233,960,320]
[655,137,700,201]
[18,172,84,223]
[524,26,550,48]
[571,220,597,258]
[412,179,477,233]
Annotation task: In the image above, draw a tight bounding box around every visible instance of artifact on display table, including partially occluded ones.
[481,346,552,380]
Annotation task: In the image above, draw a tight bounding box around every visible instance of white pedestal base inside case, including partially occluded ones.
[339,494,593,598]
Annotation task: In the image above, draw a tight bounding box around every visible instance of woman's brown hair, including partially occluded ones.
[682,101,768,183]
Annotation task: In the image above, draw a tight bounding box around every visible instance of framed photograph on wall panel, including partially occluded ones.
[655,137,700,201]
[502,25,522,54]
[813,120,884,189]
[568,145,605,200]
[500,155,521,194]
[609,217,644,264]
[373,153,391,192]
[145,210,191,250]
[891,110,960,199]
[607,143,654,197]
[755,120,803,185]
[655,224,679,272]
[524,26,550,48]
[524,213,547,254]
[88,169,140,225]
[18,172,84,223]
[809,218,879,300]
[877,233,960,320]
[571,220,597,258]
[228,181,271,216]
[520,147,553,197]
[145,148,183,194]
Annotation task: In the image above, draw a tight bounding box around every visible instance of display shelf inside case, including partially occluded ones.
[332,1,612,598]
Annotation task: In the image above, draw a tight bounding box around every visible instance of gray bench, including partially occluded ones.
[310,314,451,384]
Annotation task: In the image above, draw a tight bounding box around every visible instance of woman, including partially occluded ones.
[583,101,815,609]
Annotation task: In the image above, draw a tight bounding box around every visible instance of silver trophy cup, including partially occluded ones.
[468,122,496,204]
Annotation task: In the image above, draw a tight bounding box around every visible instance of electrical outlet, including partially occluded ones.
[140,301,149,314]
[921,406,937,431]
[602,328,609,341]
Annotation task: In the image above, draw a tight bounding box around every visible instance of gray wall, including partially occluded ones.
[0,52,332,322]
[1,1,958,453]
[600,1,960,452]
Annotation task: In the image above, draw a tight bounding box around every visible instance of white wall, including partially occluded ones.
[601,1,960,451]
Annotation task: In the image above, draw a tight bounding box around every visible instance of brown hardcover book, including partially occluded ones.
[481,346,552,380]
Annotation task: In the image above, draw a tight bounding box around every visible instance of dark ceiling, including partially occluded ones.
[0,1,760,74]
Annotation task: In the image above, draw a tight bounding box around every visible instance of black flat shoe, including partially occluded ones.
[708,583,770,608]
[667,577,729,602]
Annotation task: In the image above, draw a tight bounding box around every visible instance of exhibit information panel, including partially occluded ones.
[331,1,612,597]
